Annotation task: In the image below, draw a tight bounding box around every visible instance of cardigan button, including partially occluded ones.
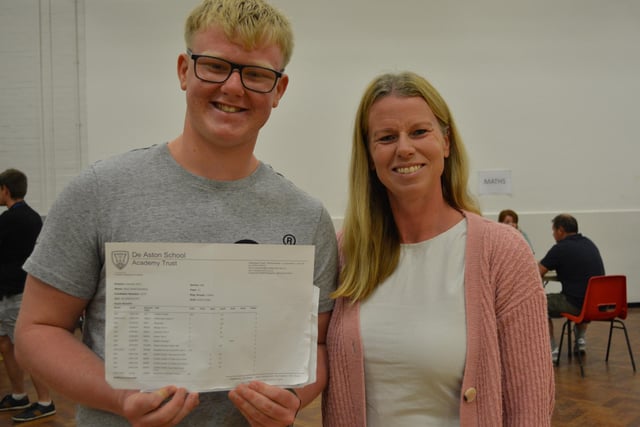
[463,387,477,402]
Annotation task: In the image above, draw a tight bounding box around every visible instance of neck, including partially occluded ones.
[390,196,463,243]
[168,135,259,181]
[6,198,24,209]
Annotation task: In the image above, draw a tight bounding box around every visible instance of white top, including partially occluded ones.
[360,219,467,427]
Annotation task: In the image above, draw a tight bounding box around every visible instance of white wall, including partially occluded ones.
[0,0,85,214]
[83,0,640,301]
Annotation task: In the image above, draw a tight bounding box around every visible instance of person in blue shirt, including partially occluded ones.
[538,213,605,358]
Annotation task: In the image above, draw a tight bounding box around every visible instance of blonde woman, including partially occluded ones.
[323,72,554,426]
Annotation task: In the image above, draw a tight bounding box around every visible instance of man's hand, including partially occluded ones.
[538,262,549,277]
[121,386,200,427]
[229,381,301,427]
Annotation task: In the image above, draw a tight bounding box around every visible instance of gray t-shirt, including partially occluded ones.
[24,143,338,426]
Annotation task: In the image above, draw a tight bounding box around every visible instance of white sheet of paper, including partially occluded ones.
[104,242,318,392]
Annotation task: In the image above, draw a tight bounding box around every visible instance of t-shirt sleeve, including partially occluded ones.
[312,207,338,313]
[539,243,562,272]
[23,166,103,299]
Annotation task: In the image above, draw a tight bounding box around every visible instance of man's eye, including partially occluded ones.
[209,63,227,72]
[201,61,228,73]
[244,69,271,80]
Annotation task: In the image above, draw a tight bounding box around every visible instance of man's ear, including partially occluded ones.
[271,74,289,108]
[557,227,568,240]
[177,53,189,91]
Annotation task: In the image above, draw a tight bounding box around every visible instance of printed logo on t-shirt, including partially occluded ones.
[234,235,297,245]
[282,234,296,245]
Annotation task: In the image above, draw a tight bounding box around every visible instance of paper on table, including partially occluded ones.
[105,242,318,392]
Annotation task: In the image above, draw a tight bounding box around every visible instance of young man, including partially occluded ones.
[538,214,605,357]
[14,1,338,426]
[0,168,55,423]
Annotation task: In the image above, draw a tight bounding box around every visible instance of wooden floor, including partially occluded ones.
[2,308,638,426]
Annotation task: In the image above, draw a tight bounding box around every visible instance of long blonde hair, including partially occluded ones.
[333,72,480,301]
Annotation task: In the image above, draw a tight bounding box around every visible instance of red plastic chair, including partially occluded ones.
[556,275,636,377]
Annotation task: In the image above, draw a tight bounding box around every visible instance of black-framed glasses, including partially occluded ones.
[186,49,283,94]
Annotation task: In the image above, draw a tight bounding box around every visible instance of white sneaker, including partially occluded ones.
[551,347,559,359]
[574,338,586,354]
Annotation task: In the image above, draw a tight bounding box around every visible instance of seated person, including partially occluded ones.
[498,209,534,252]
[538,213,604,357]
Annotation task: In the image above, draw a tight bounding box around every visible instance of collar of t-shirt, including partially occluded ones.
[9,200,26,209]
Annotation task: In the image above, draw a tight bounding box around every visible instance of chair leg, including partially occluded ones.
[575,341,585,377]
[606,320,614,361]
[613,319,637,372]
[557,320,570,366]
[558,320,585,376]
[567,320,573,361]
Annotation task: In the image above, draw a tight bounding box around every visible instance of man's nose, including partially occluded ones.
[221,69,245,93]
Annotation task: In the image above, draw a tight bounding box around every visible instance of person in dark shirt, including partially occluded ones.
[0,168,55,422]
[538,213,605,358]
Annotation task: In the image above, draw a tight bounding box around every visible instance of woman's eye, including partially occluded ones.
[377,135,396,143]
[412,129,429,137]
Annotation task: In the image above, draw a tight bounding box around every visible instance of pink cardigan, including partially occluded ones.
[322,212,554,426]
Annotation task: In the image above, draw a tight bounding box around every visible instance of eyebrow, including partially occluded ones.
[370,121,436,134]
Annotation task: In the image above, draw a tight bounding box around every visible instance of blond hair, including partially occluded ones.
[185,0,294,68]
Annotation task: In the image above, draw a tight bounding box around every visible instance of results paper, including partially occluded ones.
[105,242,318,392]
